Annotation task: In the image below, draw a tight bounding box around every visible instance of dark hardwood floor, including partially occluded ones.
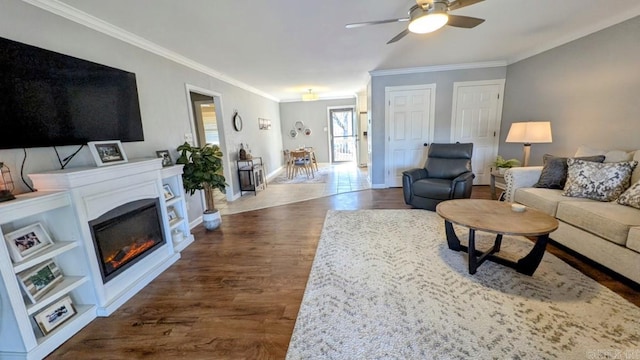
[48,186,639,359]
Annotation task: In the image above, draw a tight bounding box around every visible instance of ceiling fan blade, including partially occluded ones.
[346,18,409,29]
[448,0,484,11]
[446,15,485,28]
[387,29,410,44]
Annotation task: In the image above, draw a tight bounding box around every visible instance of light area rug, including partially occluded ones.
[287,210,640,360]
[269,166,329,184]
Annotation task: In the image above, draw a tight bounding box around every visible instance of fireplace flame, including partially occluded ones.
[105,238,157,271]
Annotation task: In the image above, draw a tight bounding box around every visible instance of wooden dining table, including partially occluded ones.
[286,148,317,179]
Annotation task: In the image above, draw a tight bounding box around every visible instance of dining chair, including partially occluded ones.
[283,150,295,178]
[306,147,319,171]
[289,150,314,178]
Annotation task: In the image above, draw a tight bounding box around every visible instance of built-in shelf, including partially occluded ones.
[0,191,97,359]
[13,241,78,273]
[26,276,89,315]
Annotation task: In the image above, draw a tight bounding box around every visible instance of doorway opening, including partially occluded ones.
[186,85,230,210]
[328,106,356,163]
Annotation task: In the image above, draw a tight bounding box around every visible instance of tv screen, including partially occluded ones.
[0,36,144,150]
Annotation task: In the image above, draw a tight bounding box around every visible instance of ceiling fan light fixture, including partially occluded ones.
[408,3,449,34]
[302,89,318,101]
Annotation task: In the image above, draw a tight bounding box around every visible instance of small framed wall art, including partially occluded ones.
[88,140,128,167]
[4,222,54,263]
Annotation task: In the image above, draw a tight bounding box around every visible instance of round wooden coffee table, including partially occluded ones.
[435,199,559,275]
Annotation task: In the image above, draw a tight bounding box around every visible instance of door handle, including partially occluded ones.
[423,143,429,147]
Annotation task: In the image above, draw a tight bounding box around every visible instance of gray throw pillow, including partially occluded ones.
[617,180,640,209]
[563,159,638,201]
[533,154,605,189]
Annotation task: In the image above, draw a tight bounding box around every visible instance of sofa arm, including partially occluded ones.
[503,166,543,202]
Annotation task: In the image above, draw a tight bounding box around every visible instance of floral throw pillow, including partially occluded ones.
[617,180,640,209]
[562,159,638,201]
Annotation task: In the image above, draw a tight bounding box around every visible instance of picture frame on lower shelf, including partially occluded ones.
[4,222,54,263]
[167,206,179,222]
[17,260,64,304]
[34,295,76,336]
[88,140,128,167]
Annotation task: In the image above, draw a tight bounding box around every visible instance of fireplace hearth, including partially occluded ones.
[89,198,166,283]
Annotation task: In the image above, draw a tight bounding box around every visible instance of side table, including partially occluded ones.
[490,170,506,200]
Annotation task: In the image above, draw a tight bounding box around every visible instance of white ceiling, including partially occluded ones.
[52,0,640,102]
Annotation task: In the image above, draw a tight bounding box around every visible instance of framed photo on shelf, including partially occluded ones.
[4,223,54,263]
[167,206,179,222]
[156,150,173,167]
[33,295,76,335]
[87,140,128,167]
[17,260,64,304]
[163,184,175,201]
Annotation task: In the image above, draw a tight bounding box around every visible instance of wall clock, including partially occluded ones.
[232,112,243,132]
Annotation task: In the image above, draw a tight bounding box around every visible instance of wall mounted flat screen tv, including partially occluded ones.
[0,36,144,150]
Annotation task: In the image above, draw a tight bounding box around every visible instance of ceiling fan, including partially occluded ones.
[346,0,485,44]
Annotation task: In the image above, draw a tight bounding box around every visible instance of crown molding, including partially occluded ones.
[369,60,507,77]
[507,5,640,65]
[21,0,280,102]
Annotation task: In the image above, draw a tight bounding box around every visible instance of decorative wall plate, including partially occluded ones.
[304,128,312,136]
[289,129,298,138]
[294,121,305,132]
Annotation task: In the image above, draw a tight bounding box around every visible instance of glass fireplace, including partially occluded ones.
[89,198,166,283]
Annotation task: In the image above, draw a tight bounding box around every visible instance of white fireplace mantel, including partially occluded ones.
[30,158,180,316]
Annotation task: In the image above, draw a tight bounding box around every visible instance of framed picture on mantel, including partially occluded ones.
[88,140,128,167]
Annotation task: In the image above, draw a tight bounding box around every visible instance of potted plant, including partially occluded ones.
[176,142,228,230]
[493,155,521,174]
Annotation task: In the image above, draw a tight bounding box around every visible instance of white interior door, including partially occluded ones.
[385,85,435,187]
[451,80,505,185]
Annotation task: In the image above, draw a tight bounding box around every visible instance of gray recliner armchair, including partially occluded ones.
[402,143,475,211]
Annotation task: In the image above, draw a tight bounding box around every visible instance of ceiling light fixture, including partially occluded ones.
[302,89,318,102]
[408,3,449,34]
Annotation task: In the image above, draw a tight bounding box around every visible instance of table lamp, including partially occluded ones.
[505,121,553,167]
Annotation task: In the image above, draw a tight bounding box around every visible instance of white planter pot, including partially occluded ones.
[202,209,221,230]
[498,167,507,175]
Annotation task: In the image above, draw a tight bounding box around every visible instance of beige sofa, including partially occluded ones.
[503,148,640,285]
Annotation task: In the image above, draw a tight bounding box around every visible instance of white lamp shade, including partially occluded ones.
[505,121,553,144]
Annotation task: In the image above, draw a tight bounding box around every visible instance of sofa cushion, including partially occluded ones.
[515,188,591,216]
[563,159,637,201]
[556,201,640,246]
[533,154,605,189]
[617,180,640,210]
[627,227,640,253]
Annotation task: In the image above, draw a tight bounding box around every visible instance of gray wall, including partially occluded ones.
[0,0,282,222]
[369,67,507,186]
[279,98,357,164]
[501,15,640,165]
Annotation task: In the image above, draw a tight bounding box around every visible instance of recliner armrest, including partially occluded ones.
[451,171,474,184]
[402,168,428,183]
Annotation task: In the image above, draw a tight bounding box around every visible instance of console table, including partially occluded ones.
[237,157,266,196]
